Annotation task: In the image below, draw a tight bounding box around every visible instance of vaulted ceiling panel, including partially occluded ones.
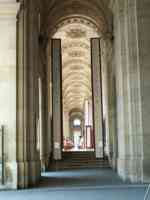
[53,17,99,112]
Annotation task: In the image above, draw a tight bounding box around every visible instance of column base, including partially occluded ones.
[26,160,41,188]
[16,160,41,189]
[95,145,103,158]
[0,161,18,190]
[117,157,143,183]
[0,161,39,189]
[17,161,29,189]
[109,156,117,171]
[53,147,62,160]
[143,158,150,183]
[17,160,41,189]
[40,157,49,172]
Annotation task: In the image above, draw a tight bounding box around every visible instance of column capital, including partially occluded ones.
[0,2,20,17]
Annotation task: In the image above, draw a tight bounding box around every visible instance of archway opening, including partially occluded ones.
[52,17,100,152]
[42,7,116,187]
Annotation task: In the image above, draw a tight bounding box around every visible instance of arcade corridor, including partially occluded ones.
[1,0,150,196]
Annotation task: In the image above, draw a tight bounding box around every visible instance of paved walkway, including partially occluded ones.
[0,185,147,200]
[0,168,148,200]
[39,168,132,188]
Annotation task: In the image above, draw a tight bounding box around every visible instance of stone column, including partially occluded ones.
[51,39,62,160]
[100,34,117,168]
[38,76,47,171]
[100,36,110,157]
[91,38,104,158]
[45,42,52,165]
[17,0,29,188]
[38,78,44,168]
[26,0,41,186]
[136,0,150,182]
[112,0,143,182]
[63,111,70,138]
[17,0,41,188]
[0,1,20,189]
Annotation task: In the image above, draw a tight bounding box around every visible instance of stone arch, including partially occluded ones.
[44,0,113,37]
[45,0,115,170]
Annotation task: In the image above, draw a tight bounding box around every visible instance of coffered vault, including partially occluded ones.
[53,17,99,112]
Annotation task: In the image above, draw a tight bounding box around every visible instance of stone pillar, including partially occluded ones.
[45,42,52,165]
[91,38,104,158]
[17,0,29,188]
[112,0,143,182]
[100,34,118,168]
[38,78,44,169]
[63,111,70,138]
[136,0,150,182]
[17,0,41,188]
[51,39,62,160]
[26,0,41,186]
[0,1,20,189]
[38,76,47,171]
[100,36,110,156]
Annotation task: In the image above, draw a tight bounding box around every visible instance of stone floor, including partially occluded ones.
[39,168,132,188]
[0,186,147,200]
[0,168,148,200]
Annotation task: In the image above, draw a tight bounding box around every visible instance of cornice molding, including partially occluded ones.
[0,2,20,17]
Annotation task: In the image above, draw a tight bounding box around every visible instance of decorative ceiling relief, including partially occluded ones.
[68,51,85,58]
[53,17,99,112]
[66,29,86,38]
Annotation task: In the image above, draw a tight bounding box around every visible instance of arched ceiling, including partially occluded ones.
[53,17,99,112]
[44,0,113,36]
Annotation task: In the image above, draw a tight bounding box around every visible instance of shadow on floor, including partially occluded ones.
[39,168,133,188]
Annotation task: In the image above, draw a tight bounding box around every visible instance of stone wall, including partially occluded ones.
[0,0,20,189]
